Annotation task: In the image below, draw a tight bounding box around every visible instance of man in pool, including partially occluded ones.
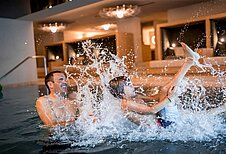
[36,70,79,127]
[108,42,201,127]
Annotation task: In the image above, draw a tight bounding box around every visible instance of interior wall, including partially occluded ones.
[0,18,37,85]
[117,17,142,63]
[168,0,226,22]
[35,31,64,67]
[63,31,108,42]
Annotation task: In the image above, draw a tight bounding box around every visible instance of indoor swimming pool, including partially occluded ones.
[1,42,226,153]
[0,82,225,153]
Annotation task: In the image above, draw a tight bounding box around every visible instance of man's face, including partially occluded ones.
[52,73,68,94]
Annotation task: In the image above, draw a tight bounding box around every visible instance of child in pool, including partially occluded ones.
[108,42,201,127]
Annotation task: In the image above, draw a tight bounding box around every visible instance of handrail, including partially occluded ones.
[0,56,47,81]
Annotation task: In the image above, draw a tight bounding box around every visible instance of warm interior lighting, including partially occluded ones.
[220,37,225,42]
[218,37,225,45]
[151,36,156,45]
[97,24,117,31]
[115,9,124,18]
[99,4,140,19]
[171,43,176,48]
[102,24,110,30]
[42,22,66,33]
[55,55,60,60]
[86,32,97,38]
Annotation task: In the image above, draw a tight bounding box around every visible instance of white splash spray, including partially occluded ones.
[49,40,225,148]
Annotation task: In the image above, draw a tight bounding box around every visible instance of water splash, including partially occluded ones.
[48,40,225,149]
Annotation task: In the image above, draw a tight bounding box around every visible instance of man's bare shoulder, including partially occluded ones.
[36,95,50,105]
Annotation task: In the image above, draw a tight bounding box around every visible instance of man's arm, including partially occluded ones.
[36,99,57,127]
[36,97,79,127]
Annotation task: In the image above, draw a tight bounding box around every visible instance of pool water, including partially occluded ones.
[0,85,46,153]
[0,85,225,153]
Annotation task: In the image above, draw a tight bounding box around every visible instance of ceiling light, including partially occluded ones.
[99,4,140,19]
[102,24,110,30]
[171,43,176,48]
[220,37,225,42]
[42,22,66,33]
[101,24,117,30]
[94,24,117,31]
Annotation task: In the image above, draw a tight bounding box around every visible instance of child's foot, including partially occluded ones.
[181,42,200,64]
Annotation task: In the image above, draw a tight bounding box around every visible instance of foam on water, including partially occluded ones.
[45,40,226,148]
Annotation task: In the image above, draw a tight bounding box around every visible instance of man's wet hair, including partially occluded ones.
[45,70,64,92]
[108,76,131,99]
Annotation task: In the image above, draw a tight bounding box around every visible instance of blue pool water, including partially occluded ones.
[0,85,46,153]
[0,85,225,153]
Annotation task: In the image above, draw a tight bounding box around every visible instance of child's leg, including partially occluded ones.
[159,43,200,101]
